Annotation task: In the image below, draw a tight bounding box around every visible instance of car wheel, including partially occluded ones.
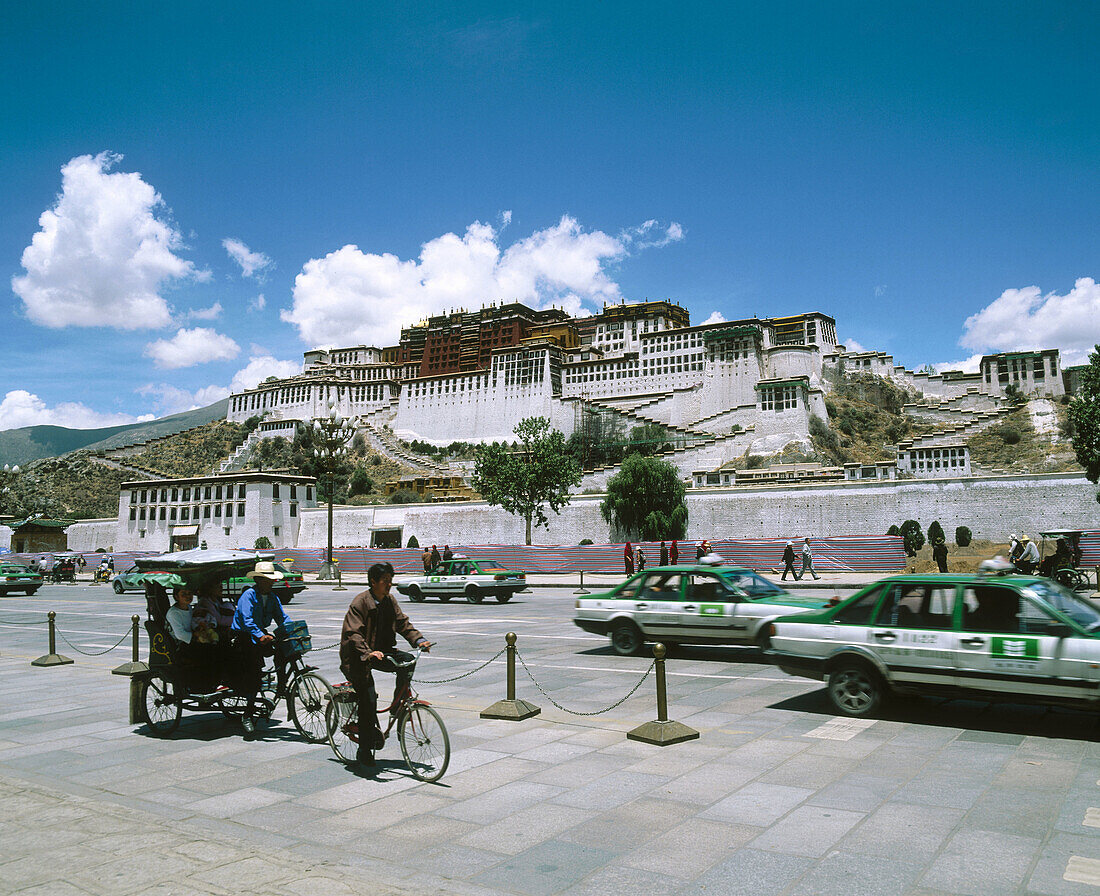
[495,592,512,603]
[407,585,425,602]
[439,593,452,603]
[754,628,771,652]
[112,580,125,594]
[827,661,884,718]
[466,586,484,604]
[26,587,39,596]
[610,621,644,656]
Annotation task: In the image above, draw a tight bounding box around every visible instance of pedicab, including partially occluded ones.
[1038,530,1091,592]
[131,548,335,740]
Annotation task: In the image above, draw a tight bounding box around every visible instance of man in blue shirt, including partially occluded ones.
[232,560,291,738]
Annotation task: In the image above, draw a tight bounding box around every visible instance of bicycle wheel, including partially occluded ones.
[289,671,336,743]
[398,703,450,782]
[327,698,360,763]
[141,674,181,735]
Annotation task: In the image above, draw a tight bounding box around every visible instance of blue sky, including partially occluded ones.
[2,2,1097,430]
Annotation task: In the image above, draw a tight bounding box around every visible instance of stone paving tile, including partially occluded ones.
[748,804,866,857]
[550,769,671,810]
[186,786,294,818]
[557,795,699,852]
[675,847,814,895]
[994,756,1082,790]
[701,782,814,827]
[562,862,687,896]
[806,772,906,813]
[892,773,988,810]
[437,780,567,824]
[471,839,617,896]
[1026,831,1100,896]
[758,751,854,789]
[787,850,927,896]
[964,784,1068,839]
[919,828,1042,895]
[837,802,966,862]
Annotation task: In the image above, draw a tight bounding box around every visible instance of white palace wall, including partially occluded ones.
[295,472,1098,548]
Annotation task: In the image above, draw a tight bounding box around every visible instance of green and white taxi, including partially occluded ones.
[573,562,832,656]
[0,561,44,596]
[395,557,527,604]
[767,568,1100,717]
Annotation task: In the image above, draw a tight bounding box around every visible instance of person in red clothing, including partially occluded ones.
[624,541,634,575]
[670,540,679,565]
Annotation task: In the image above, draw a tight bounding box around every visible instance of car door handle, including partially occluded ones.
[961,636,984,647]
[683,604,696,612]
[636,603,648,610]
[872,630,897,641]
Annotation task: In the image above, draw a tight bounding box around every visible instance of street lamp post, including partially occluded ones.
[307,404,355,582]
[0,464,20,512]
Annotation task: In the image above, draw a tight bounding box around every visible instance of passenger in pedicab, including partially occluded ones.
[231,561,294,738]
[165,586,222,691]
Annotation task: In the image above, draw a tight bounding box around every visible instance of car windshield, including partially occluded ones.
[720,569,784,598]
[476,559,502,569]
[1025,580,1100,632]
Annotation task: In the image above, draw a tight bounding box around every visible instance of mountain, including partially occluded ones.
[0,399,231,467]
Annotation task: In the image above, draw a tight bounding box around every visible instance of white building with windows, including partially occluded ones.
[116,472,317,553]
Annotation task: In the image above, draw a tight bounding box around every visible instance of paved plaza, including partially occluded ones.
[2,579,1100,895]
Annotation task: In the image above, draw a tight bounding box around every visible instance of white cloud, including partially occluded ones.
[137,383,231,416]
[12,152,203,329]
[229,354,302,392]
[248,293,266,312]
[223,238,273,279]
[931,354,984,374]
[960,277,1100,366]
[283,215,684,347]
[143,327,240,369]
[841,337,867,353]
[874,285,887,298]
[186,302,223,321]
[0,390,155,432]
[702,311,726,325]
[623,220,684,249]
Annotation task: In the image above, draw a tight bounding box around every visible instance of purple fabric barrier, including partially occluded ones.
[277,536,909,575]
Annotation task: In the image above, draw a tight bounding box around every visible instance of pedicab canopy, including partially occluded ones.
[132,548,270,589]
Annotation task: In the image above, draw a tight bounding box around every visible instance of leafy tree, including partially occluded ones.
[899,519,924,556]
[601,454,688,541]
[407,535,419,548]
[886,525,900,537]
[348,468,374,496]
[254,536,273,549]
[927,520,945,545]
[955,526,972,547]
[472,417,582,545]
[388,489,422,504]
[1068,345,1100,494]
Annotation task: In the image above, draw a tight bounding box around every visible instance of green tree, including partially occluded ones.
[472,417,582,545]
[254,536,273,549]
[600,454,688,540]
[899,519,924,556]
[955,525,972,547]
[927,520,945,545]
[1069,345,1100,495]
[886,525,901,537]
[348,468,374,496]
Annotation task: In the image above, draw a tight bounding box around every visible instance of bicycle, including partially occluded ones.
[249,629,335,743]
[327,647,450,782]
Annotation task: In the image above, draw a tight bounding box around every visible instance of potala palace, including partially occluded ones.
[226,300,1068,486]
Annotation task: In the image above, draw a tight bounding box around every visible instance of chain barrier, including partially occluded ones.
[414,648,507,684]
[312,641,340,651]
[0,616,50,626]
[55,625,132,657]
[515,649,655,716]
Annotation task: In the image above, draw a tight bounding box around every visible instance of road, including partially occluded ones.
[2,581,1100,895]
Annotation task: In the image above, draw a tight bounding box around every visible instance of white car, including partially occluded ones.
[395,556,527,604]
[573,563,833,656]
[767,572,1100,717]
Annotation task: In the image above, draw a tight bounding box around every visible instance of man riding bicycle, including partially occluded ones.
[340,562,432,766]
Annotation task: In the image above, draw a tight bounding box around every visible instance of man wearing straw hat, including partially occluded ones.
[232,559,293,738]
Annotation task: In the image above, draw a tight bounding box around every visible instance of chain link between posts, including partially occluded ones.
[0,615,50,626]
[55,625,132,657]
[515,649,656,716]
[413,648,507,684]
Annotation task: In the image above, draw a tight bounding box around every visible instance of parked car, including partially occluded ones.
[113,556,306,604]
[767,570,1100,718]
[0,562,44,596]
[573,562,832,655]
[395,557,527,603]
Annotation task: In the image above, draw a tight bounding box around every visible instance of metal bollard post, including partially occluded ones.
[480,632,541,720]
[333,565,346,591]
[574,570,590,595]
[31,611,74,667]
[627,643,699,746]
[113,615,149,676]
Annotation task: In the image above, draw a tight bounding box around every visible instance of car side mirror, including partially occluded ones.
[1046,621,1073,638]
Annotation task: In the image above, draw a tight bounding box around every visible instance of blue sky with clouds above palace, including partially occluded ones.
[1,2,1097,429]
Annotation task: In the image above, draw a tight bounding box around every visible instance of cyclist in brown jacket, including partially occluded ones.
[340,562,431,765]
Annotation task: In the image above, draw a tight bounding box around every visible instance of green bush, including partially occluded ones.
[899,519,924,556]
[579,538,593,545]
[927,520,945,545]
[999,426,1022,445]
[254,536,273,549]
[407,535,419,548]
[348,468,374,496]
[388,489,422,504]
[955,526,972,547]
[886,524,900,537]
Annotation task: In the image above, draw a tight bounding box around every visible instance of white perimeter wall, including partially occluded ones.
[295,471,1099,547]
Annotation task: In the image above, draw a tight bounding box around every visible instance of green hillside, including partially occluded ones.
[0,399,230,467]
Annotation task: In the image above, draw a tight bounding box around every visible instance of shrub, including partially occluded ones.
[899,519,924,556]
[388,489,422,504]
[407,535,419,548]
[579,538,593,545]
[254,536,273,549]
[955,526,972,547]
[927,520,945,545]
[886,524,900,537]
[999,426,1022,445]
[348,468,374,496]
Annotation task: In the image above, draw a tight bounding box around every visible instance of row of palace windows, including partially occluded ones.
[130,502,297,521]
[130,483,311,504]
[759,385,800,411]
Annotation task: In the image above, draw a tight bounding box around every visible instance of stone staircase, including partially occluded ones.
[360,421,450,475]
[897,405,1012,450]
[217,430,263,473]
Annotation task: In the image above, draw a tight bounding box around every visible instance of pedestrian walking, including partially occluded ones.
[800,538,820,580]
[660,541,669,566]
[932,538,949,573]
[421,547,431,573]
[624,541,634,576]
[637,547,646,572]
[781,541,799,581]
[430,545,441,569]
[670,540,679,565]
[442,545,453,562]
